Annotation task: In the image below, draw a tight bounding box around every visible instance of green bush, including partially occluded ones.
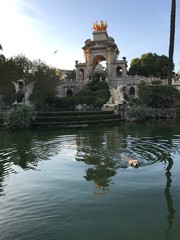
[94,98,107,107]
[41,74,110,111]
[55,96,97,110]
[127,105,152,121]
[138,82,180,108]
[4,104,36,128]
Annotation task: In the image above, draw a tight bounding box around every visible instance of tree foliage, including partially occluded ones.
[0,55,61,108]
[138,81,180,108]
[128,53,171,79]
[127,105,152,121]
[29,60,60,109]
[75,72,110,103]
[66,69,76,80]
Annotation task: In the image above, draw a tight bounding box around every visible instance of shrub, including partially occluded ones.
[4,104,36,128]
[127,105,152,121]
[94,98,107,107]
[138,83,180,108]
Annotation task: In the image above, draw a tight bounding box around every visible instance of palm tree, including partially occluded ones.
[168,0,176,85]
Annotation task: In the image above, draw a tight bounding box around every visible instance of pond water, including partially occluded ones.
[0,120,180,240]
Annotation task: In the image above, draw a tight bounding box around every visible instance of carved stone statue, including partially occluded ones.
[12,79,25,104]
[102,84,127,113]
[12,79,35,106]
[92,20,107,31]
[107,85,126,105]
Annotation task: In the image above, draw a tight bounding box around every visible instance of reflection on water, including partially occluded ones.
[0,120,180,240]
[164,157,175,240]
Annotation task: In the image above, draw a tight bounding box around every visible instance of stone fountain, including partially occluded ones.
[102,84,127,115]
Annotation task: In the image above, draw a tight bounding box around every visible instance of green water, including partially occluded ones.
[0,120,180,240]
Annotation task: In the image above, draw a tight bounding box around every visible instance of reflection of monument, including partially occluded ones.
[84,164,116,195]
[75,145,118,195]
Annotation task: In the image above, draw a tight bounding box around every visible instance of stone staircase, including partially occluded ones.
[32,110,125,128]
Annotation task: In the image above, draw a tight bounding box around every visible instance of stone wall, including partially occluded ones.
[151,108,180,119]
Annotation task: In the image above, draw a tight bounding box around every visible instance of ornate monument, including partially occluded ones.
[57,21,138,99]
[75,20,127,83]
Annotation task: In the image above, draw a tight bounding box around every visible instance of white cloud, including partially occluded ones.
[0,0,79,69]
[0,0,46,60]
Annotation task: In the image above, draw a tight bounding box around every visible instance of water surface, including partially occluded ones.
[0,120,180,240]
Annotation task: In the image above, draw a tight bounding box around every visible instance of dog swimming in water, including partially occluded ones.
[122,156,140,168]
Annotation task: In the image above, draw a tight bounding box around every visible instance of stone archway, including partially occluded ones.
[129,87,135,96]
[67,89,73,97]
[116,66,122,78]
[92,55,106,72]
[78,68,84,80]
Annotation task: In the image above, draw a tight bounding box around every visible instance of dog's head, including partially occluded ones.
[129,160,140,168]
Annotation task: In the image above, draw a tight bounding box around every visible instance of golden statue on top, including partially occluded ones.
[92,20,108,31]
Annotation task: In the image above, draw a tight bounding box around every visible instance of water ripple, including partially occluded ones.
[0,125,180,239]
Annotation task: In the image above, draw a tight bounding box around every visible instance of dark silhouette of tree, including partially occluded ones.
[168,0,176,85]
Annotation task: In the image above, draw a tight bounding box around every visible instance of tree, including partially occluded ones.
[0,55,34,105]
[129,53,170,79]
[0,55,60,108]
[168,0,176,85]
[0,44,4,61]
[66,69,76,80]
[29,60,60,109]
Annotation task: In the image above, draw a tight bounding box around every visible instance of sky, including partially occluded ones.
[1,0,180,72]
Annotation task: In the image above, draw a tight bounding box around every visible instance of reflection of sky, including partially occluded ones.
[58,136,78,159]
[29,135,78,161]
